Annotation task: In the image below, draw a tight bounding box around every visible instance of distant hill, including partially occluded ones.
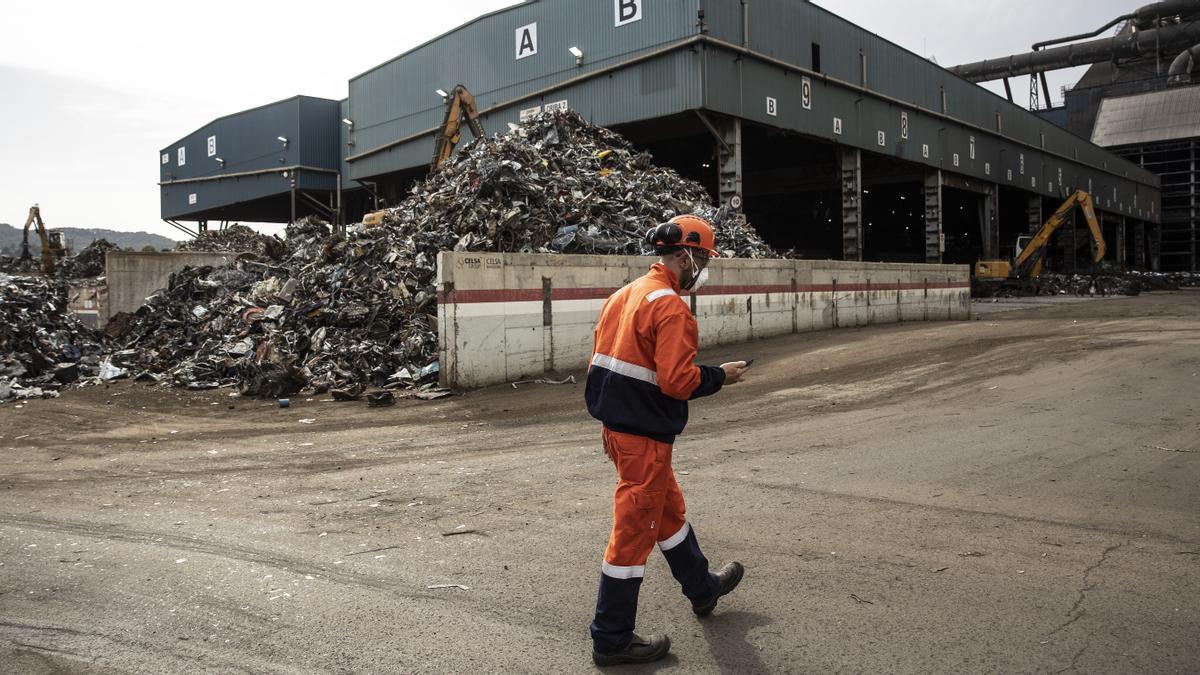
[0,222,177,255]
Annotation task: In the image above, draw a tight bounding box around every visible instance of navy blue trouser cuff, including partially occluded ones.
[661,524,718,601]
[590,573,642,654]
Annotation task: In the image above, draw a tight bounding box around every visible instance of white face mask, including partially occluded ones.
[682,249,710,292]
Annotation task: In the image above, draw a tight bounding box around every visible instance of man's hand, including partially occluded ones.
[720,361,750,385]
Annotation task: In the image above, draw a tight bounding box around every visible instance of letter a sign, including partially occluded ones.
[615,0,642,27]
[515,23,538,60]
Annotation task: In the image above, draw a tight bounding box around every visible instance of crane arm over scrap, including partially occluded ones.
[19,205,68,276]
[975,190,1106,285]
[431,85,485,172]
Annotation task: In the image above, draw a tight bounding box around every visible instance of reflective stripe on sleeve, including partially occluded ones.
[601,562,646,579]
[657,521,691,551]
[590,353,658,386]
[646,288,677,303]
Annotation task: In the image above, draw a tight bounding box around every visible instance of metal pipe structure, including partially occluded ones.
[1031,0,1200,51]
[1167,43,1200,82]
[951,20,1200,82]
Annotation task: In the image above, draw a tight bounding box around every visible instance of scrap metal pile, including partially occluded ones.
[976,270,1200,298]
[0,256,38,274]
[0,274,104,402]
[1,239,118,278]
[56,239,119,279]
[377,110,774,258]
[1036,270,1200,296]
[104,111,775,398]
[176,224,279,256]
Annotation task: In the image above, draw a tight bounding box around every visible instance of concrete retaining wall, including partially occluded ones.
[105,251,240,319]
[437,252,971,389]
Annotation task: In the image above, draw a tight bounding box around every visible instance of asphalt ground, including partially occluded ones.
[1,290,1197,674]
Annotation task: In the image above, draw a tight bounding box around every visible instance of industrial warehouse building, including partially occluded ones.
[952,0,1200,272]
[160,0,1165,270]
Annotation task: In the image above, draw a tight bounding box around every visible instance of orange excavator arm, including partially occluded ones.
[431,85,485,172]
[1014,190,1106,278]
[20,205,57,275]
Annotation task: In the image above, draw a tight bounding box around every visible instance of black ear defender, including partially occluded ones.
[646,222,683,248]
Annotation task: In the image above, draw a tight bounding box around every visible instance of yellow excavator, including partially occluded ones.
[362,85,486,229]
[19,204,69,275]
[975,190,1106,290]
[431,84,485,172]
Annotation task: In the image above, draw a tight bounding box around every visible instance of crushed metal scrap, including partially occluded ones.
[176,224,281,257]
[377,110,775,259]
[0,256,39,275]
[103,111,777,398]
[0,274,105,402]
[98,112,776,396]
[56,239,120,279]
[974,270,1200,297]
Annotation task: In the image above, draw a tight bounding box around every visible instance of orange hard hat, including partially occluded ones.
[647,214,719,258]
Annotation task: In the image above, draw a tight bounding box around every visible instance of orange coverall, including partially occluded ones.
[585,263,725,653]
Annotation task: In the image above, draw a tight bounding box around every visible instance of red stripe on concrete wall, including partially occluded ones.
[440,280,969,305]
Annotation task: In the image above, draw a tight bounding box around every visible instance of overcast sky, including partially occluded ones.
[0,0,1135,240]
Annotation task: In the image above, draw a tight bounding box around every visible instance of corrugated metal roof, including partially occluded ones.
[1092,86,1200,147]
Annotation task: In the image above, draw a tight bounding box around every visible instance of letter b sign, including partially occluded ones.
[615,0,642,26]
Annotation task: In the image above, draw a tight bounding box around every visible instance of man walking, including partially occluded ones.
[585,214,749,666]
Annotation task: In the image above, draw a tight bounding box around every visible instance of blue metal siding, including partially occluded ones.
[297,97,341,169]
[705,0,1156,188]
[693,0,1158,221]
[162,173,291,219]
[347,0,700,179]
[704,52,1155,220]
[160,98,302,184]
[160,95,341,220]
[339,99,352,181]
[349,47,703,181]
[352,49,704,181]
[343,0,1155,216]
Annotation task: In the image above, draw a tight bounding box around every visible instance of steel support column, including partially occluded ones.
[1192,139,1197,272]
[840,147,863,261]
[1027,196,1042,233]
[924,170,943,264]
[1135,220,1146,270]
[1150,223,1161,272]
[713,116,743,212]
[1117,216,1127,270]
[981,183,999,260]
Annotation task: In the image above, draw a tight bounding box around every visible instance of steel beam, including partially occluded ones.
[1135,220,1147,270]
[1192,139,1197,273]
[696,111,743,211]
[924,170,944,264]
[981,183,999,259]
[715,117,743,212]
[1117,216,1128,269]
[1028,196,1043,234]
[841,148,864,261]
[1150,223,1162,272]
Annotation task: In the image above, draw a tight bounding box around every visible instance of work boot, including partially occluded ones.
[592,633,671,666]
[692,561,744,617]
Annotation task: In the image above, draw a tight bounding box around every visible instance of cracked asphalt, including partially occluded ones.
[1,291,1198,673]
